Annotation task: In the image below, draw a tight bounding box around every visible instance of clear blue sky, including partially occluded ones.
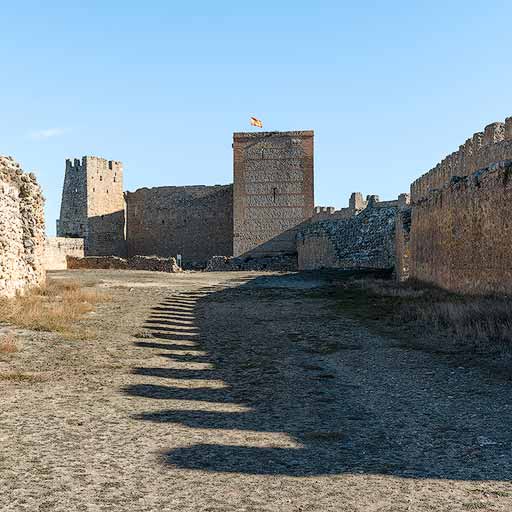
[1,1,511,235]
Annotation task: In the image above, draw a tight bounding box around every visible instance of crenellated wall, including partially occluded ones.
[411,118,512,202]
[0,156,45,297]
[402,115,512,294]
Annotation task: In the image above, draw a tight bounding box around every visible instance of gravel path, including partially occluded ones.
[1,269,512,511]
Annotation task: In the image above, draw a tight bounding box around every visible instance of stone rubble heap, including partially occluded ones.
[0,156,45,297]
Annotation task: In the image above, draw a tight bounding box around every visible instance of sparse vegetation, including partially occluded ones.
[0,334,18,353]
[310,271,512,352]
[0,371,45,383]
[0,278,110,338]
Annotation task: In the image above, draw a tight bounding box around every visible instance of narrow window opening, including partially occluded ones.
[100,176,103,181]
[272,187,277,202]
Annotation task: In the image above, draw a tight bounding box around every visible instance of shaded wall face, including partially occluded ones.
[409,163,512,294]
[125,185,233,266]
[233,131,314,257]
[57,160,87,238]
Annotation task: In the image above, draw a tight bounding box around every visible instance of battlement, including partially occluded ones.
[65,156,122,173]
[411,116,512,202]
[310,192,406,222]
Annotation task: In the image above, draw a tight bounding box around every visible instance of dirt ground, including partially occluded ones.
[1,269,512,511]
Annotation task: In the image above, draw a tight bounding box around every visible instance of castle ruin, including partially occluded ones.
[0,157,45,297]
[57,131,316,268]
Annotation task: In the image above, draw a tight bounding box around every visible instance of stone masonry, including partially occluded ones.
[297,202,398,271]
[398,116,512,294]
[57,156,126,257]
[43,237,85,271]
[233,131,314,257]
[125,185,233,267]
[0,156,45,297]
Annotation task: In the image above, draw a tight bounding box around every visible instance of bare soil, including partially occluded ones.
[1,269,512,511]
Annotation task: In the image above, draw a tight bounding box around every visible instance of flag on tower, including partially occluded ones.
[250,116,263,128]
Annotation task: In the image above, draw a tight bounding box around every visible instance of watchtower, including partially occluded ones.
[57,156,126,256]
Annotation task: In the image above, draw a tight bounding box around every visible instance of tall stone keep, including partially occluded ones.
[57,156,126,256]
[233,130,314,257]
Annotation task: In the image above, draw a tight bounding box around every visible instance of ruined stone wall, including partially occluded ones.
[411,118,512,202]
[43,237,84,271]
[57,156,126,257]
[297,205,397,271]
[233,131,314,257]
[125,185,233,266]
[0,157,45,297]
[409,160,512,294]
[67,255,181,272]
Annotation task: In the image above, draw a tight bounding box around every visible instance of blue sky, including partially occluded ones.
[1,1,511,235]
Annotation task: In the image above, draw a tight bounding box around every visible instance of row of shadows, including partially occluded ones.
[122,276,512,479]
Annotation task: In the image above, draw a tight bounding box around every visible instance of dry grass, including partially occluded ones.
[313,272,512,351]
[0,279,110,338]
[0,334,18,353]
[0,371,45,383]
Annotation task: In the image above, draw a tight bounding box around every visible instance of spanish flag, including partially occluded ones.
[250,116,263,128]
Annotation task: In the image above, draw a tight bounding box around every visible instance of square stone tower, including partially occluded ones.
[57,156,126,256]
[233,130,314,257]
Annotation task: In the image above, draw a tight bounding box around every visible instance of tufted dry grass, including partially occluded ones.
[0,334,18,353]
[0,279,111,337]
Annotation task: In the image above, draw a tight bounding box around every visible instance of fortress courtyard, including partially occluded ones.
[1,269,511,512]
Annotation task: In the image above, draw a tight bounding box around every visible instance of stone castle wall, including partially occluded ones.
[297,204,397,271]
[0,157,45,297]
[43,237,85,270]
[400,116,512,294]
[411,118,512,202]
[407,160,512,294]
[233,131,314,257]
[125,185,233,266]
[57,156,126,257]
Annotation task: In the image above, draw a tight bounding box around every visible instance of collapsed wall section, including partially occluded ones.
[233,131,314,257]
[125,185,233,266]
[0,156,45,297]
[297,205,397,271]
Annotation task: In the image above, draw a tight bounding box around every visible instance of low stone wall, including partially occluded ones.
[409,160,512,294]
[297,206,397,271]
[0,156,45,297]
[67,255,182,272]
[206,254,297,272]
[43,237,85,270]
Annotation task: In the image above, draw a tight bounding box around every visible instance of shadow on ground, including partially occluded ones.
[123,272,512,479]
